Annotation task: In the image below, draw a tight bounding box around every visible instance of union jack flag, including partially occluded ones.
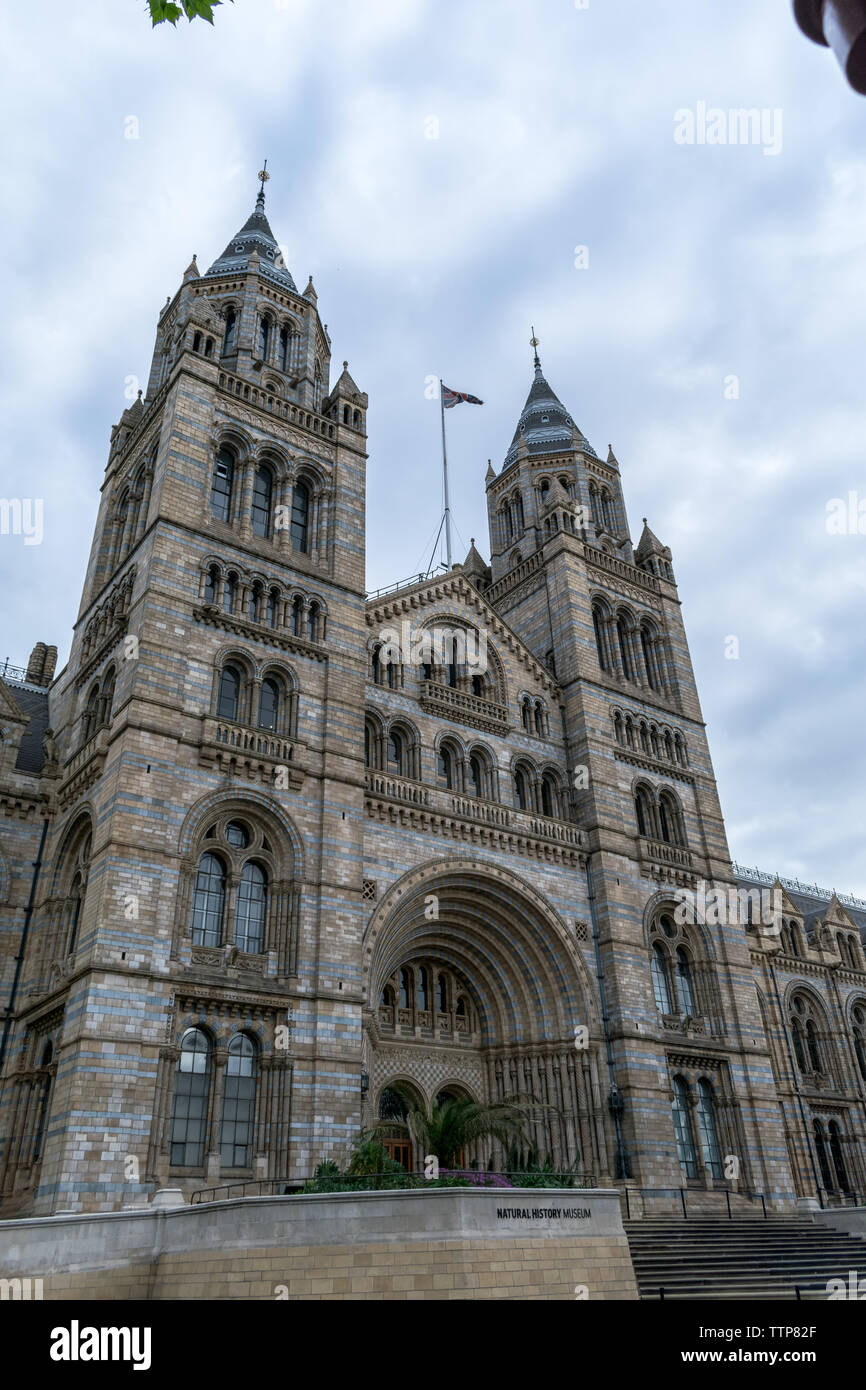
[442,383,483,408]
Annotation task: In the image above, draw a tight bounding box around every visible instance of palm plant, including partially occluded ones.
[375,1090,545,1169]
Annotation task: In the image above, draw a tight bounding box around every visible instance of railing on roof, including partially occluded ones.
[0,659,27,683]
[366,566,449,602]
[732,862,866,914]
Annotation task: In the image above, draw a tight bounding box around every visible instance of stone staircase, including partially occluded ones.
[624,1215,865,1299]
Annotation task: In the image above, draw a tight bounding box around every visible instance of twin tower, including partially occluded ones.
[1,182,860,1216]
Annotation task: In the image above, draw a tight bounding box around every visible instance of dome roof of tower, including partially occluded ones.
[502,358,596,468]
[205,186,297,292]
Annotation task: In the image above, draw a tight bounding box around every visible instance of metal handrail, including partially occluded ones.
[366,566,448,601]
[622,1184,769,1221]
[190,1170,597,1204]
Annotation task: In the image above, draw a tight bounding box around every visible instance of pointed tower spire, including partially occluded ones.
[205,165,297,291]
[256,159,270,211]
[530,325,541,371]
[502,336,596,468]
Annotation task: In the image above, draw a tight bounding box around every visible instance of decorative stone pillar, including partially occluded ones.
[239,459,256,540]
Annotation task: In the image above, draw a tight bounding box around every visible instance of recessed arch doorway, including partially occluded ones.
[362,858,607,1177]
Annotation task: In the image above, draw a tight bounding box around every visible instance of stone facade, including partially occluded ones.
[0,187,864,1218]
[0,1188,637,1300]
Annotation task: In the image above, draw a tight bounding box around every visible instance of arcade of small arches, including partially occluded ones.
[368,632,504,708]
[634,781,689,848]
[612,708,688,768]
[200,560,326,643]
[30,813,93,985]
[378,963,476,1038]
[520,694,550,737]
[104,454,155,575]
[80,569,135,664]
[219,302,303,379]
[209,438,332,559]
[364,714,571,819]
[587,479,617,535]
[212,652,298,740]
[0,1032,58,1199]
[80,665,117,748]
[592,597,673,696]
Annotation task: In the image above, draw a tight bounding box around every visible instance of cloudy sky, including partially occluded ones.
[1,0,864,894]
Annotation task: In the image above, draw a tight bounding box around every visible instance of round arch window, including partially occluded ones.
[226,821,250,849]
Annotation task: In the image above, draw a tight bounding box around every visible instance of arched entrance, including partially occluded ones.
[377,1083,421,1171]
[362,857,606,1177]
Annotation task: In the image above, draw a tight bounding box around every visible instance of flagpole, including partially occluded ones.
[439,377,453,570]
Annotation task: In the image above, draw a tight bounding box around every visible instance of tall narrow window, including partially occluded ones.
[672,1075,698,1178]
[387,731,404,775]
[190,853,226,947]
[170,1029,211,1167]
[267,589,279,627]
[814,1120,834,1194]
[67,873,84,956]
[217,665,241,721]
[279,325,289,371]
[291,481,309,552]
[853,1007,866,1082]
[258,678,279,731]
[675,947,695,1015]
[468,754,483,797]
[292,596,304,636]
[33,1047,53,1162]
[235,862,267,954]
[204,566,219,604]
[223,573,237,615]
[828,1121,849,1193]
[641,626,657,689]
[307,603,319,642]
[399,968,411,1009]
[541,773,557,818]
[222,308,236,355]
[437,975,447,1013]
[418,967,429,1011]
[258,316,270,360]
[635,786,653,839]
[617,616,633,680]
[220,1035,257,1168]
[251,466,273,538]
[211,448,234,523]
[791,1018,807,1072]
[652,944,673,1014]
[514,767,528,811]
[437,746,453,789]
[593,607,608,671]
[83,683,100,742]
[696,1079,723,1179]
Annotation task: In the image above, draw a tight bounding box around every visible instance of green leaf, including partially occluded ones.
[148,0,234,26]
[149,2,184,25]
